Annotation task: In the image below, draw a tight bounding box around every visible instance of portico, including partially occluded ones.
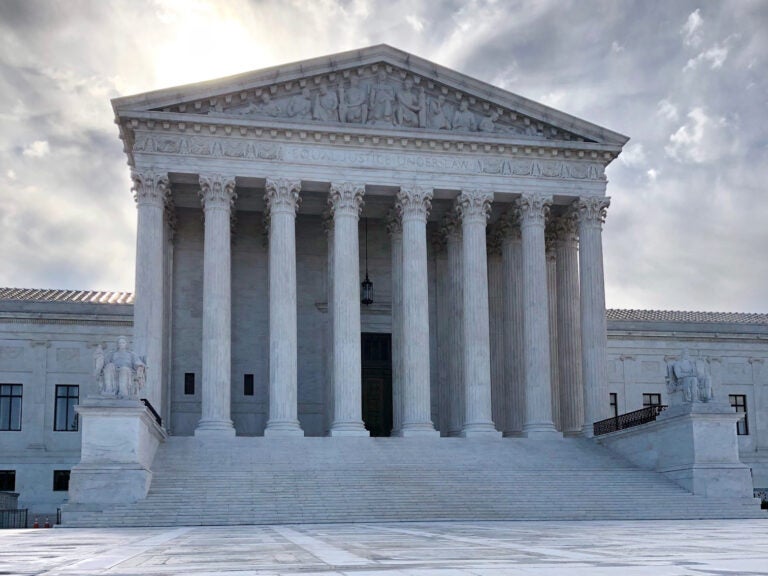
[119,45,627,439]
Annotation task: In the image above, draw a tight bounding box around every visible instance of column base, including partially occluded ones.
[195,419,236,438]
[523,427,562,439]
[330,421,370,437]
[503,430,525,438]
[264,420,305,437]
[400,424,440,438]
[461,422,503,438]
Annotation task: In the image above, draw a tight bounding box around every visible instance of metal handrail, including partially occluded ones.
[140,398,162,427]
[593,405,667,436]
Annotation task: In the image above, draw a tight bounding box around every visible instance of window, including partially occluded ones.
[52,470,70,492]
[0,470,15,491]
[54,385,79,431]
[184,373,195,395]
[643,393,662,408]
[244,374,254,396]
[729,394,748,436]
[0,384,22,431]
[609,393,618,418]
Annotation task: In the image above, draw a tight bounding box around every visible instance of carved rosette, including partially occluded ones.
[396,185,433,222]
[574,196,610,229]
[440,208,461,242]
[264,178,301,216]
[132,170,170,207]
[386,207,402,238]
[456,189,493,224]
[515,193,552,228]
[328,182,365,218]
[199,174,237,211]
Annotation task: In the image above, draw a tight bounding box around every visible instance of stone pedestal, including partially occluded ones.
[65,397,167,510]
[598,400,754,498]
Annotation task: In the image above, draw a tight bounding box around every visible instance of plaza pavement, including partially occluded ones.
[1,520,767,575]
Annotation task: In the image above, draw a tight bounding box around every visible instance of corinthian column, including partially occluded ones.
[555,213,583,435]
[517,193,558,437]
[575,196,611,436]
[456,190,501,437]
[387,209,404,436]
[264,178,304,437]
[546,227,560,431]
[132,170,169,415]
[397,186,438,436]
[328,182,369,436]
[442,211,464,436]
[500,213,524,436]
[195,174,236,436]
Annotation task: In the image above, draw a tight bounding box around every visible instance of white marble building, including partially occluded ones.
[0,46,766,520]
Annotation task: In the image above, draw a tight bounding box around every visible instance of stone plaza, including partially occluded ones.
[0,45,767,524]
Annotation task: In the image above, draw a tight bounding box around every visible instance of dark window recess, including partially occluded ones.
[609,393,618,418]
[54,385,79,431]
[0,384,22,431]
[52,470,70,492]
[729,394,749,436]
[0,470,15,491]
[184,373,195,395]
[244,374,254,396]
[643,393,662,408]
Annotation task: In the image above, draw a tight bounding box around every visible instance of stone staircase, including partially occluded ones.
[63,436,765,527]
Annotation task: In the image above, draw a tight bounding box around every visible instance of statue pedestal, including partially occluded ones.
[598,399,754,498]
[64,397,167,511]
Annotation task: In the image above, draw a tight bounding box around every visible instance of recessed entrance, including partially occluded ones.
[361,332,393,437]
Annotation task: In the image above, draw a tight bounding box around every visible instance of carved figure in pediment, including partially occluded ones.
[479,111,501,133]
[313,83,339,122]
[427,95,450,130]
[288,88,313,120]
[338,76,368,124]
[255,93,282,118]
[395,78,425,128]
[452,100,476,132]
[368,69,396,126]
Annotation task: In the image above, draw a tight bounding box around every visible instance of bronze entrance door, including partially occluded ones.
[361,332,393,437]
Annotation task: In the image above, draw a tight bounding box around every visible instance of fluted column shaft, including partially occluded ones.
[397,186,438,436]
[546,236,561,431]
[457,190,501,437]
[264,178,304,437]
[576,197,611,436]
[518,193,558,436]
[196,174,236,436]
[443,214,464,436]
[387,211,404,436]
[555,215,584,435]
[501,222,524,436]
[132,171,169,414]
[329,183,369,436]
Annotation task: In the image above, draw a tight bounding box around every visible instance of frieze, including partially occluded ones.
[133,133,605,182]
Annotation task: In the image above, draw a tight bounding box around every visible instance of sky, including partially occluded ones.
[0,0,766,312]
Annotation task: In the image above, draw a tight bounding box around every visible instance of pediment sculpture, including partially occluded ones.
[93,337,146,400]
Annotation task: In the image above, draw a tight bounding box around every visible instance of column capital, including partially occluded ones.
[132,170,170,207]
[396,185,433,222]
[329,182,365,217]
[486,223,504,256]
[498,208,522,243]
[265,178,301,216]
[545,225,558,259]
[322,208,334,236]
[456,189,493,223]
[574,196,610,228]
[386,207,402,237]
[553,212,579,244]
[199,174,237,211]
[440,208,462,241]
[515,193,552,227]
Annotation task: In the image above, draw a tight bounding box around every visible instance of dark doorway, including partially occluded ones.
[361,332,393,437]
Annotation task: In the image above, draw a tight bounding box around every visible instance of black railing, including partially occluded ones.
[0,509,28,529]
[140,398,162,427]
[593,405,667,436]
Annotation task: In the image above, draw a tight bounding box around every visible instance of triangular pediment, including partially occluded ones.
[113,45,628,148]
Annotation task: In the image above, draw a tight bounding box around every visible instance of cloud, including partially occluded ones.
[684,43,729,71]
[656,99,679,122]
[665,107,732,163]
[22,140,49,157]
[619,143,646,168]
[646,168,658,182]
[681,8,703,47]
[406,14,425,32]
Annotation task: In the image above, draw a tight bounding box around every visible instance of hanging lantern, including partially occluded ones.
[361,217,374,305]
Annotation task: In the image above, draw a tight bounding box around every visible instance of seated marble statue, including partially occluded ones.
[665,349,713,403]
[94,337,146,399]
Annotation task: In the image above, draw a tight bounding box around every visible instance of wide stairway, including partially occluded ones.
[64,436,764,527]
